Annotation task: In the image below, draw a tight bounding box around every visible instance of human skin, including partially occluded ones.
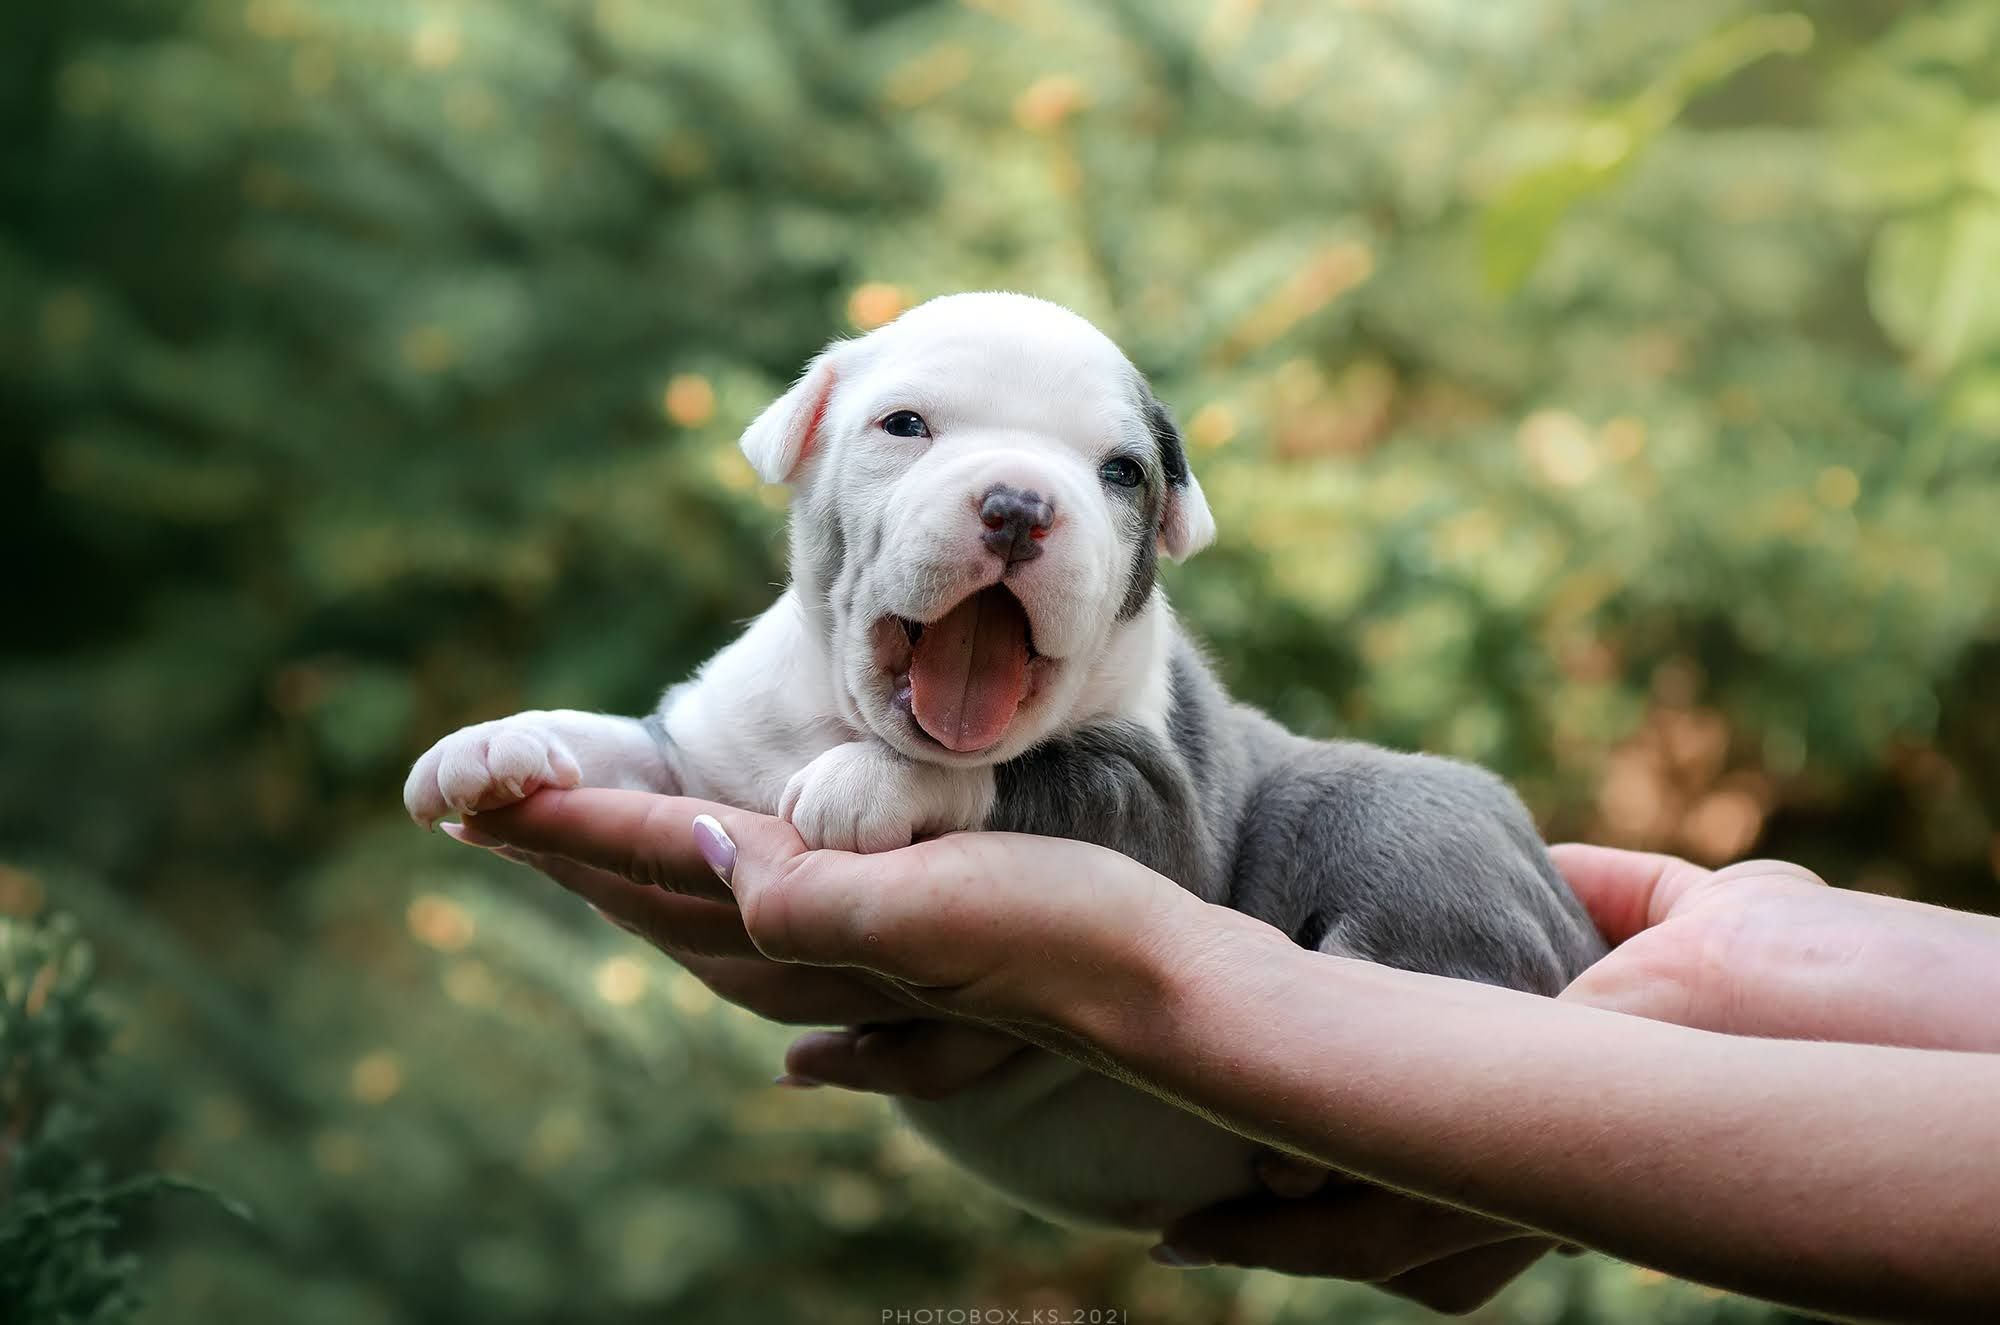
[453,790,2000,1321]
[774,844,2000,1310]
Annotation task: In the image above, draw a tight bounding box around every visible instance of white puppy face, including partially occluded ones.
[738,292,1216,766]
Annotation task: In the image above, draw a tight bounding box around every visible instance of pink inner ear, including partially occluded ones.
[1157,493,1205,559]
[795,364,837,472]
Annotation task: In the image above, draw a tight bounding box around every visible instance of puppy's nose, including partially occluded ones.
[979,485,1054,566]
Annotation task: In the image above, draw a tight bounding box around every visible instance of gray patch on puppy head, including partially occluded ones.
[1114,385,1188,621]
[1114,491,1159,621]
[1142,391,1192,490]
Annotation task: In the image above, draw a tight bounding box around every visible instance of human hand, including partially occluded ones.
[454,787,1230,1047]
[751,848,1726,1315]
[455,801,2000,1320]
[1553,844,2000,1051]
[1143,843,2000,1309]
[789,843,1963,1087]
[448,789,924,1028]
[792,843,1971,1313]
[459,796,1999,1315]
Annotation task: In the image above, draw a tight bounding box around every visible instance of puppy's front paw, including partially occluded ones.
[778,742,995,853]
[403,715,583,828]
[779,743,921,853]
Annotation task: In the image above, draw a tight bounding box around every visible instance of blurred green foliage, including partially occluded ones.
[4,0,1997,1321]
[0,911,142,1324]
[0,909,242,1323]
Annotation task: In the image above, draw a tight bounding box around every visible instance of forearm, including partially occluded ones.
[1090,908,2000,1321]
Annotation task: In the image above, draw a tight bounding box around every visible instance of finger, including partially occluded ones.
[1254,1151,1335,1200]
[731,827,1177,1001]
[1710,858,1828,890]
[731,830,983,975]
[784,1023,1030,1100]
[1379,1237,1555,1314]
[502,847,760,959]
[1547,844,1714,944]
[1159,1187,1521,1281]
[674,953,916,1026]
[470,789,799,903]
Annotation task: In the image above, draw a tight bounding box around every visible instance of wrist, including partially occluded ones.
[1068,891,1298,1075]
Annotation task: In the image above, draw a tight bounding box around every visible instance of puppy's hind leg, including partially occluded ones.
[1233,744,1605,994]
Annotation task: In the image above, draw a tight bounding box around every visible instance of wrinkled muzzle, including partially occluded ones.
[835,442,1122,758]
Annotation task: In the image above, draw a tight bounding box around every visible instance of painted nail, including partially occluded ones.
[1147,1244,1212,1269]
[773,1073,822,1089]
[691,814,736,889]
[441,820,502,849]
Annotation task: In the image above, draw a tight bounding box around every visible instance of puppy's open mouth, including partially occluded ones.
[878,585,1043,754]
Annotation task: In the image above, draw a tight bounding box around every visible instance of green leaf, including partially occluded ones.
[1480,149,1632,294]
[1869,200,2000,371]
[1480,13,1814,293]
[1831,68,1973,209]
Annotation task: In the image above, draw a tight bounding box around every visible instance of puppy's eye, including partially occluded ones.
[881,410,930,439]
[1099,457,1145,489]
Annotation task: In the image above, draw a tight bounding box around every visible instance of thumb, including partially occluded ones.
[722,825,1208,1028]
[717,819,963,982]
[1547,843,1715,945]
[726,828,1160,995]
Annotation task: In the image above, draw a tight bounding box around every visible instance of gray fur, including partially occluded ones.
[1005,375,1598,991]
[1112,503,1158,622]
[985,632,1605,991]
[988,717,1218,902]
[1111,388,1188,623]
[895,632,1605,1228]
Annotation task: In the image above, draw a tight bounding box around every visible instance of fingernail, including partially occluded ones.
[773,1073,822,1089]
[691,814,735,889]
[441,821,502,849]
[1147,1244,1212,1269]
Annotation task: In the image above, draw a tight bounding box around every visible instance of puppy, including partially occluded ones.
[404,292,1607,1229]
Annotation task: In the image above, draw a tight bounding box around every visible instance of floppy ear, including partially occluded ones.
[1144,394,1217,561]
[739,349,841,486]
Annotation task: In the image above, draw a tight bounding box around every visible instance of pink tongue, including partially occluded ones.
[909,586,1031,753]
